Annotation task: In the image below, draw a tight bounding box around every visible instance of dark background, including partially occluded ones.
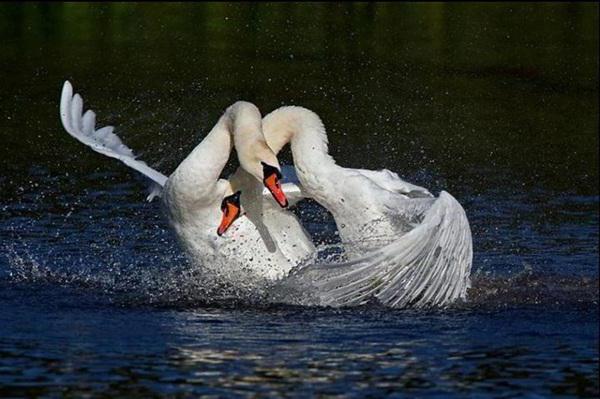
[1,3,598,198]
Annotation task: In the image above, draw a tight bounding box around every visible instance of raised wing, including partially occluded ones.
[60,81,168,193]
[293,191,472,308]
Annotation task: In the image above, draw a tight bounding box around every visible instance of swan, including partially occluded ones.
[59,81,314,283]
[261,106,473,308]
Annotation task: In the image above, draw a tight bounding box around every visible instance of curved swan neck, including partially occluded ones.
[168,113,232,200]
[168,101,274,202]
[263,106,336,171]
[228,101,281,181]
[226,101,262,142]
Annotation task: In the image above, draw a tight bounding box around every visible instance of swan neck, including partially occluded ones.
[263,106,336,172]
[168,114,232,200]
[226,101,262,139]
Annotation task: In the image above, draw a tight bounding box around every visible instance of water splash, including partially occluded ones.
[3,242,597,311]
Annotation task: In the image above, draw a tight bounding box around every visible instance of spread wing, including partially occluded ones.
[292,191,472,308]
[60,81,168,199]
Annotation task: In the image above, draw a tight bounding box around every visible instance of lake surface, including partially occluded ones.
[0,3,598,397]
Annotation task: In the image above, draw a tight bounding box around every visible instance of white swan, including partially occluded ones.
[262,106,473,308]
[59,81,314,282]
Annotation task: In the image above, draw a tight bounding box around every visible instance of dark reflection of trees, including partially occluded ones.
[0,2,597,197]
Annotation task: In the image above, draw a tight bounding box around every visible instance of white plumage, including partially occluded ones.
[60,81,168,189]
[59,80,473,308]
[294,191,472,308]
[59,81,314,282]
[262,106,473,308]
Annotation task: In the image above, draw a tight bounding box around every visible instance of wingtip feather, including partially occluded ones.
[58,79,168,188]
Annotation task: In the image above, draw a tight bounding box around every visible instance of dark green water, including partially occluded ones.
[0,3,598,397]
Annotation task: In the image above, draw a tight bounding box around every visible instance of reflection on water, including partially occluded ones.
[0,2,598,398]
[0,292,598,397]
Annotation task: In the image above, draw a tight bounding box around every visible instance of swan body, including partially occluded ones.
[60,82,313,282]
[262,106,473,307]
[59,80,472,308]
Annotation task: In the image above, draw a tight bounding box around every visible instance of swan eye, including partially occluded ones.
[221,191,242,212]
[261,162,282,181]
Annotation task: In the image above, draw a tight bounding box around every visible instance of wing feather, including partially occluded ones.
[354,168,433,198]
[294,191,472,308]
[60,81,168,191]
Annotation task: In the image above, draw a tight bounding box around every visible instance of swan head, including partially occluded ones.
[231,106,288,208]
[217,190,242,236]
[237,147,288,208]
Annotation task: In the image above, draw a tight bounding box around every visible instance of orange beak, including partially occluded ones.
[264,173,288,208]
[262,162,288,208]
[217,191,242,236]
